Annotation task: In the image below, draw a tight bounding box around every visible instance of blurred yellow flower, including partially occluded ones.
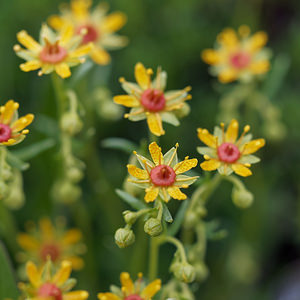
[19,260,89,300]
[98,272,161,300]
[127,142,198,202]
[0,100,34,146]
[197,119,265,177]
[17,217,86,270]
[14,24,93,78]
[202,25,271,83]
[48,0,128,65]
[114,62,192,136]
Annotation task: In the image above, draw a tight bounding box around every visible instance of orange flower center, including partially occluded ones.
[40,243,61,262]
[150,165,176,186]
[38,283,62,300]
[76,24,99,44]
[125,295,143,300]
[217,142,240,163]
[230,51,251,69]
[39,40,68,64]
[141,89,166,112]
[0,124,12,142]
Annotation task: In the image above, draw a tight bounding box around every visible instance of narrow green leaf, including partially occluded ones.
[116,189,147,210]
[162,202,173,223]
[33,114,59,138]
[102,138,137,154]
[167,200,189,236]
[6,152,29,171]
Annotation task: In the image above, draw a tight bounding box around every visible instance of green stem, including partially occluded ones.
[163,235,187,262]
[148,236,160,281]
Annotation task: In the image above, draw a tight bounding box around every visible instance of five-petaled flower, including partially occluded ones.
[14,24,93,78]
[48,0,128,65]
[202,25,271,83]
[127,142,198,202]
[19,260,89,300]
[197,119,265,177]
[17,217,86,270]
[98,272,161,300]
[114,62,192,136]
[0,100,34,146]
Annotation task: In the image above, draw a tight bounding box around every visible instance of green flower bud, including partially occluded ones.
[171,262,196,283]
[232,187,253,209]
[183,210,198,229]
[52,180,81,204]
[60,112,83,136]
[144,218,163,237]
[123,210,137,225]
[194,262,209,282]
[0,181,9,200]
[4,187,25,210]
[66,167,84,183]
[114,228,135,248]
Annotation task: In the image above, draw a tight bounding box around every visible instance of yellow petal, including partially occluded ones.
[55,63,71,79]
[167,186,187,200]
[127,164,149,179]
[1,100,18,125]
[98,293,121,300]
[120,272,134,295]
[64,256,84,270]
[39,218,54,241]
[62,229,82,245]
[197,128,217,148]
[249,60,270,74]
[242,138,265,155]
[200,159,221,171]
[149,142,163,166]
[60,24,74,45]
[248,31,268,52]
[141,279,161,298]
[135,62,151,90]
[218,28,239,48]
[232,164,252,177]
[16,30,42,52]
[48,15,65,30]
[20,61,42,72]
[53,261,72,286]
[64,290,89,300]
[225,119,239,143]
[113,95,140,107]
[26,261,41,288]
[101,12,127,33]
[174,158,198,174]
[90,47,111,65]
[11,114,34,132]
[1,138,17,146]
[70,43,93,58]
[147,113,165,137]
[144,187,159,203]
[218,68,238,83]
[201,49,221,65]
[71,0,92,21]
[17,234,40,250]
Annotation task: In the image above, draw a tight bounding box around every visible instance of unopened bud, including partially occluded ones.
[144,218,163,237]
[184,211,198,229]
[194,262,209,281]
[0,181,9,199]
[60,112,83,135]
[52,180,81,204]
[66,167,84,183]
[171,262,196,283]
[232,187,253,209]
[123,211,137,225]
[114,228,135,248]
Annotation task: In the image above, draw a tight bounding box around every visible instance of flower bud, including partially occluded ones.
[60,112,83,136]
[0,181,9,200]
[4,187,25,210]
[183,210,198,229]
[232,187,253,209]
[123,210,137,225]
[144,218,163,237]
[52,180,81,204]
[66,167,84,183]
[114,228,135,248]
[194,262,209,282]
[171,262,196,283]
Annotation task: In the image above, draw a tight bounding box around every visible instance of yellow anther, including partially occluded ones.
[204,155,210,160]
[119,77,125,83]
[13,44,21,52]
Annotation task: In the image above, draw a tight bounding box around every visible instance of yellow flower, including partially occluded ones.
[127,142,198,203]
[48,0,128,65]
[202,25,271,83]
[114,63,192,136]
[98,272,161,300]
[19,260,89,300]
[14,24,93,78]
[197,119,265,177]
[0,100,34,146]
[17,217,86,270]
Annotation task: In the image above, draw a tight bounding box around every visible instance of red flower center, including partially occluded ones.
[141,89,166,112]
[125,295,143,300]
[0,124,12,142]
[150,165,176,187]
[39,41,68,64]
[38,283,62,300]
[217,142,240,163]
[40,243,61,262]
[230,51,251,69]
[76,24,99,44]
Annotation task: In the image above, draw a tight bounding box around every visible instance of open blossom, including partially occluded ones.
[17,217,86,270]
[114,62,192,136]
[197,119,265,177]
[0,100,34,146]
[48,0,127,65]
[19,260,89,300]
[14,24,93,78]
[127,142,198,202]
[202,25,271,83]
[98,272,161,300]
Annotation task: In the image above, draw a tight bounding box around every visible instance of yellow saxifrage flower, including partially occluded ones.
[14,24,93,78]
[114,63,192,136]
[17,217,86,271]
[48,0,128,65]
[0,100,34,146]
[98,272,161,300]
[202,25,271,83]
[19,260,89,300]
[197,119,265,177]
[127,142,198,202]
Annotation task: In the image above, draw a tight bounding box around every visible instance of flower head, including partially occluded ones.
[98,272,161,300]
[202,25,271,83]
[127,142,198,202]
[48,0,128,65]
[0,100,34,146]
[197,119,265,177]
[114,63,192,136]
[14,24,93,78]
[17,217,86,270]
[19,260,89,300]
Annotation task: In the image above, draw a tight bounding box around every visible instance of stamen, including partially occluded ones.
[167,143,179,166]
[236,124,250,146]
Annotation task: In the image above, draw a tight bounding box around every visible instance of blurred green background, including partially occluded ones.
[0,0,300,299]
